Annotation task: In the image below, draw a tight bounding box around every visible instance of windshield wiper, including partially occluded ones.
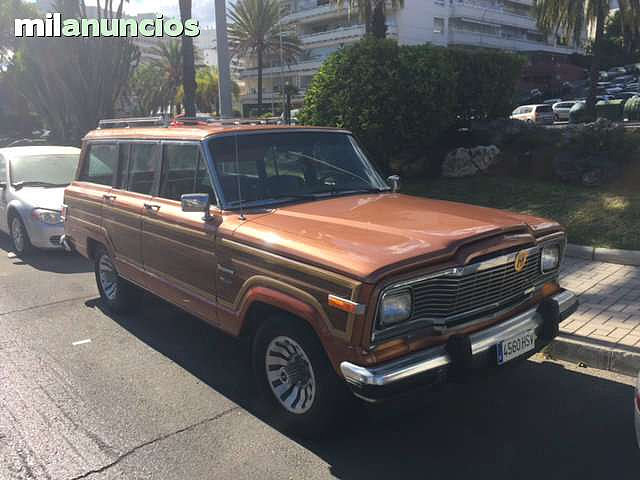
[12,181,68,190]
[321,187,390,196]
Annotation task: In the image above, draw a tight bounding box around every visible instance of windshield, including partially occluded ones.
[208,131,388,208]
[10,153,79,186]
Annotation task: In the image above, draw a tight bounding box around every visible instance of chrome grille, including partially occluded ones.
[403,248,555,328]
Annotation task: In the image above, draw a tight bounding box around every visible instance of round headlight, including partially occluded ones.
[541,245,560,273]
[379,290,412,327]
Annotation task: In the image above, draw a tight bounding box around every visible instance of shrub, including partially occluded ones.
[624,96,640,121]
[595,100,625,122]
[299,39,524,173]
[448,49,525,124]
[569,102,589,123]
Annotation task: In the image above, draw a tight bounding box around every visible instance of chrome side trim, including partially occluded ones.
[341,290,577,388]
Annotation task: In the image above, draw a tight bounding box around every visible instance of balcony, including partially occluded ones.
[449,0,536,30]
[281,3,341,24]
[301,24,366,45]
[447,29,577,54]
[238,59,325,79]
[239,90,307,103]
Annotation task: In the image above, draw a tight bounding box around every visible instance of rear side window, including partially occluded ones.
[537,105,553,113]
[81,144,118,185]
[159,143,215,203]
[0,155,5,182]
[128,143,159,195]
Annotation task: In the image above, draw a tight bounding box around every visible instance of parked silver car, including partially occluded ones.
[0,146,80,254]
[552,101,578,122]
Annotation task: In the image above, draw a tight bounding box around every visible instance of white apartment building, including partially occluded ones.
[195,27,218,68]
[238,0,583,114]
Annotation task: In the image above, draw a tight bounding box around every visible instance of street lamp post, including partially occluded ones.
[215,0,233,118]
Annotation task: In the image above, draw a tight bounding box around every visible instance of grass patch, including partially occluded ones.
[403,175,640,250]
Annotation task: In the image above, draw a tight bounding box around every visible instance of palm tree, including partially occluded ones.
[151,40,183,114]
[178,0,197,117]
[535,0,640,117]
[150,40,202,114]
[11,0,138,143]
[228,0,301,109]
[330,0,405,38]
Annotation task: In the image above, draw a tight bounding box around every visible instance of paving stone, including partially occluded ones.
[559,257,640,353]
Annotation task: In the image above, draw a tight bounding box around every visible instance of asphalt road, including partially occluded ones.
[1,235,638,480]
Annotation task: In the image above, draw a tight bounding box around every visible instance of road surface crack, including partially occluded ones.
[67,405,241,480]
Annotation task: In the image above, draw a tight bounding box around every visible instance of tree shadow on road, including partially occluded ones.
[0,234,91,274]
[85,294,640,479]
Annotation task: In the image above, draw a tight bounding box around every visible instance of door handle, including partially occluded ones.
[102,194,116,200]
[144,203,161,212]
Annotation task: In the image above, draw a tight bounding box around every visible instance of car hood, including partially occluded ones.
[233,193,560,281]
[13,186,66,211]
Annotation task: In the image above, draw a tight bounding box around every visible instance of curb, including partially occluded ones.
[566,243,640,266]
[549,334,640,377]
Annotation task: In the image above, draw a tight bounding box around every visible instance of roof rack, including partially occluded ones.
[171,116,277,127]
[98,116,168,129]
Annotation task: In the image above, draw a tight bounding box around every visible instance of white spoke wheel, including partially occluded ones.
[265,336,316,415]
[98,253,118,301]
[93,246,138,313]
[253,317,356,436]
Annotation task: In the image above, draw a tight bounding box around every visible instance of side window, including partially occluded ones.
[128,143,159,195]
[159,144,214,203]
[80,143,118,185]
[116,143,130,190]
[0,155,6,182]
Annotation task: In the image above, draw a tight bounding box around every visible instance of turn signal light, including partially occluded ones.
[328,295,365,315]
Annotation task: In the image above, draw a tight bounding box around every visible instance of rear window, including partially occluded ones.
[81,144,117,186]
[536,105,553,113]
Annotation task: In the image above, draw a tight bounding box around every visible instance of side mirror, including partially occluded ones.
[181,193,213,221]
[387,175,400,193]
[0,182,6,190]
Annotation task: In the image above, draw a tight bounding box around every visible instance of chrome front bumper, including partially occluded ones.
[340,290,578,396]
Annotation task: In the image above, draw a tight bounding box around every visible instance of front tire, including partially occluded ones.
[94,246,139,313]
[252,315,354,436]
[10,215,32,255]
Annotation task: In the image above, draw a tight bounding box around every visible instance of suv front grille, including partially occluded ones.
[374,245,560,341]
[411,250,544,326]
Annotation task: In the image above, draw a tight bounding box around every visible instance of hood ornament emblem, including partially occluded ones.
[514,251,529,273]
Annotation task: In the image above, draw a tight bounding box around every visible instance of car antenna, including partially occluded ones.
[234,133,246,221]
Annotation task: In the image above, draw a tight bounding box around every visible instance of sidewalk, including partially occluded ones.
[552,257,640,376]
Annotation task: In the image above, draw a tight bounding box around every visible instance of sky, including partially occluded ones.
[124,0,219,26]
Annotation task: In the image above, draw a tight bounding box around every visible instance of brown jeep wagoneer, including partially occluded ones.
[62,117,577,434]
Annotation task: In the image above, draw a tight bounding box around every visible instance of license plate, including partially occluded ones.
[497,330,536,365]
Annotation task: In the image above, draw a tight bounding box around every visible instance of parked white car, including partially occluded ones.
[552,101,578,122]
[510,104,554,125]
[0,146,80,255]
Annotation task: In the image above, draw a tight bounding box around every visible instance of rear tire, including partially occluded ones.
[94,246,139,313]
[9,214,32,256]
[252,315,355,437]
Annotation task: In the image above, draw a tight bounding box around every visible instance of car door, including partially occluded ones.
[0,153,8,233]
[140,142,219,326]
[101,141,160,283]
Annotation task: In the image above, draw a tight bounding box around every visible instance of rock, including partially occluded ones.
[553,151,583,183]
[581,169,603,187]
[442,145,501,178]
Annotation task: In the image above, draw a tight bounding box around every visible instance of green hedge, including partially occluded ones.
[299,39,524,172]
